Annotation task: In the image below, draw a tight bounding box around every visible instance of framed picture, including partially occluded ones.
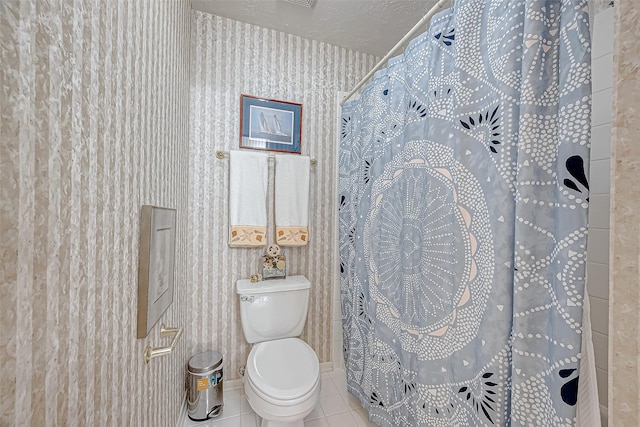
[137,205,177,339]
[240,94,302,154]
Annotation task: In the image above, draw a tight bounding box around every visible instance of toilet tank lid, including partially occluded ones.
[236,275,310,295]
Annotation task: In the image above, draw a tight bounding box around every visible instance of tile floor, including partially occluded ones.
[183,368,378,427]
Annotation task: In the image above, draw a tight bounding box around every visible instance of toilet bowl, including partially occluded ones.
[236,276,321,427]
[244,338,320,427]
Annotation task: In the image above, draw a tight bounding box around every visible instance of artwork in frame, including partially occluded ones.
[240,94,302,154]
[136,205,177,339]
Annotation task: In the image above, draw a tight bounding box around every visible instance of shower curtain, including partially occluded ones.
[338,1,591,426]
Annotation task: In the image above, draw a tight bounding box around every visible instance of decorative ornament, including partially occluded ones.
[266,244,281,257]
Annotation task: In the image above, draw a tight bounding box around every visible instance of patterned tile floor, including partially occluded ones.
[183,368,378,427]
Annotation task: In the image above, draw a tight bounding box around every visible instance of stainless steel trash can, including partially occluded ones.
[187,350,223,421]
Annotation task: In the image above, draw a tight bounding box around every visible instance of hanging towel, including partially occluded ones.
[275,155,310,246]
[229,150,268,247]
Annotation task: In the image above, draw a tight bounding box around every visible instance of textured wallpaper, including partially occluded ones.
[188,11,378,380]
[0,1,191,426]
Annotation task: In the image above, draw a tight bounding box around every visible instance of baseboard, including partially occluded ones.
[223,377,244,391]
[320,362,333,372]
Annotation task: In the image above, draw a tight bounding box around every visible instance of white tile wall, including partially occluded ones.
[589,296,609,335]
[587,229,610,264]
[591,124,612,161]
[592,53,614,93]
[592,331,609,370]
[586,262,609,300]
[591,9,614,59]
[589,159,611,194]
[588,194,611,229]
[592,89,613,127]
[586,7,615,426]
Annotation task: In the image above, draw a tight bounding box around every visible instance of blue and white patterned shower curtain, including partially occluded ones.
[338,1,591,426]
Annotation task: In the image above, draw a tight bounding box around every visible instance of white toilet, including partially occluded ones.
[236,275,321,427]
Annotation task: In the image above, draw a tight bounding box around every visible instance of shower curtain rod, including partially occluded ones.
[341,0,451,104]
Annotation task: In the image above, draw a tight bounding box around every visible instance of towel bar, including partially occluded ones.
[215,150,317,167]
[143,324,183,364]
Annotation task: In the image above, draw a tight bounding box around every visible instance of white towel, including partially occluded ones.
[229,150,268,247]
[275,155,310,246]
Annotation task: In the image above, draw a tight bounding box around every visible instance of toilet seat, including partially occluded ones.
[246,338,320,405]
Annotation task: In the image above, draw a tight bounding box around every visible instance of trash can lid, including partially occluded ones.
[188,350,223,374]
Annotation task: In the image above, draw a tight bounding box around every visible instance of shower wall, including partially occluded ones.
[587,7,614,427]
[0,1,191,425]
[188,11,378,381]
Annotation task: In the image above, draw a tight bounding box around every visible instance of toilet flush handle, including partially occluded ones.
[241,295,255,303]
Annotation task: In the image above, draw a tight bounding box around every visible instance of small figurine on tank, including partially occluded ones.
[262,244,286,280]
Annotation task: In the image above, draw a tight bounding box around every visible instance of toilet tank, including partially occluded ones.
[236,275,310,344]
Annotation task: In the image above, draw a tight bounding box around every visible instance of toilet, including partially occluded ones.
[236,275,321,427]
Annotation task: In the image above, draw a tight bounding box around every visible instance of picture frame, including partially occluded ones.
[240,94,302,154]
[136,205,177,339]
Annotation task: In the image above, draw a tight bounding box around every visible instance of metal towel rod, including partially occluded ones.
[143,324,183,364]
[215,150,317,167]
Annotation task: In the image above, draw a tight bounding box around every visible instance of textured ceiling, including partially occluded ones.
[190,0,445,57]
